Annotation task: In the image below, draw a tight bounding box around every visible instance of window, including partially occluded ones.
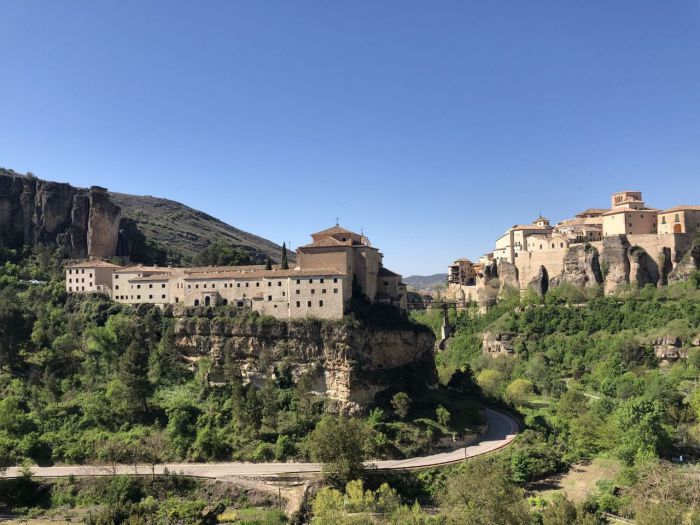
[256,282,259,287]
[245,283,249,287]
[307,301,312,307]
[319,300,324,307]
[282,292,286,296]
[137,295,141,299]
[296,289,300,294]
[268,295,272,301]
[278,281,282,286]
[188,284,191,289]
[296,301,301,307]
[333,278,338,283]
[162,284,166,288]
[333,288,338,293]
[89,282,93,287]
[675,213,680,222]
[383,281,388,286]
[149,284,153,288]
[237,283,241,287]
[203,284,207,288]
[89,273,93,278]
[115,285,118,289]
[309,279,313,283]
[311,289,315,294]
[560,243,564,248]
[268,282,272,287]
[161,294,166,299]
[68,286,72,291]
[296,279,300,284]
[195,284,199,289]
[662,217,666,224]
[137,284,141,289]
[320,278,324,283]
[322,289,326,294]
[149,295,153,299]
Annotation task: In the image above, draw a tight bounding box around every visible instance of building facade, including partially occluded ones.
[66,226,407,320]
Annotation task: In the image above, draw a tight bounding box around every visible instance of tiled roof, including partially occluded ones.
[114,265,173,274]
[183,268,344,280]
[65,260,122,269]
[312,225,358,236]
[575,208,609,217]
[298,237,351,249]
[601,207,659,216]
[128,274,173,282]
[659,205,700,213]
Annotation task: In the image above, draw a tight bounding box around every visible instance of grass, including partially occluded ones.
[528,458,623,503]
[218,507,287,524]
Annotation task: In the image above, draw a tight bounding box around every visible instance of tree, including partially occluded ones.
[439,459,530,525]
[118,341,152,418]
[476,369,505,398]
[504,378,534,407]
[436,405,451,428]
[391,392,411,420]
[265,255,272,270]
[281,243,289,270]
[307,416,372,484]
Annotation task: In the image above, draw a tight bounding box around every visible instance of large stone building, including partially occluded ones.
[65,225,407,319]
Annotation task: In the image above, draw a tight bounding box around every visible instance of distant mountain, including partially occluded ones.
[403,273,447,290]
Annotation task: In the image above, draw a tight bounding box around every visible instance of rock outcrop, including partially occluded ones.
[669,243,700,283]
[553,244,603,289]
[497,260,519,290]
[628,246,660,287]
[600,235,631,294]
[528,265,549,297]
[481,330,516,355]
[0,169,121,258]
[172,313,439,414]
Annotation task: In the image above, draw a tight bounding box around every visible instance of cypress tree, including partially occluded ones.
[281,243,289,270]
[265,255,272,270]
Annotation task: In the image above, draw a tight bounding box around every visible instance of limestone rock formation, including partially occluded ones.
[497,260,519,291]
[628,246,660,287]
[669,243,700,283]
[553,244,603,289]
[481,330,516,355]
[0,169,121,258]
[528,265,549,297]
[172,313,439,414]
[600,235,631,294]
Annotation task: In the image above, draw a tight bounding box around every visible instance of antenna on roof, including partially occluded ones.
[335,216,339,226]
[361,226,364,235]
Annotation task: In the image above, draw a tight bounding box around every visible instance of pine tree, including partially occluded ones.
[265,255,272,270]
[119,340,152,417]
[281,242,289,270]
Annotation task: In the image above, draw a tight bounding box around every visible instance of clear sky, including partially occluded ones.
[1,1,699,275]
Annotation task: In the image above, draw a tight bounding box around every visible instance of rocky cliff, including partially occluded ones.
[0,169,121,258]
[0,168,290,264]
[172,312,438,414]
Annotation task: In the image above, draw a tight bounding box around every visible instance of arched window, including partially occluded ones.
[222,299,228,305]
[204,296,211,306]
[194,299,200,306]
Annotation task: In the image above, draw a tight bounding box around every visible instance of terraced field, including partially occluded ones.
[529,458,623,503]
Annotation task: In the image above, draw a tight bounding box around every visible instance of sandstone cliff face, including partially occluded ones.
[497,260,519,290]
[669,244,700,283]
[173,315,438,414]
[600,235,631,294]
[628,246,660,288]
[552,244,603,289]
[0,170,121,258]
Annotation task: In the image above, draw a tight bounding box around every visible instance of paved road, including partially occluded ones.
[3,408,518,480]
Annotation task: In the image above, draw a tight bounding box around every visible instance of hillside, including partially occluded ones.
[110,191,292,264]
[0,167,292,265]
[404,273,447,290]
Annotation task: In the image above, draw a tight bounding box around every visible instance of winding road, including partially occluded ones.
[3,408,518,480]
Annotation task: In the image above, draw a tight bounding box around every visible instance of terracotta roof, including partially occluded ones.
[510,224,552,231]
[601,207,659,216]
[65,260,122,269]
[298,237,351,249]
[312,225,358,236]
[575,208,609,217]
[114,265,173,274]
[183,268,345,280]
[659,205,700,213]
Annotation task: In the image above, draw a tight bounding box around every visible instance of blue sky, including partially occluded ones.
[1,1,699,275]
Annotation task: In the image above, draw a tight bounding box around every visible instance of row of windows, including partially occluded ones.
[295,300,325,307]
[68,278,88,283]
[116,294,167,301]
[129,283,167,289]
[67,269,90,275]
[294,288,338,295]
[67,286,86,291]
